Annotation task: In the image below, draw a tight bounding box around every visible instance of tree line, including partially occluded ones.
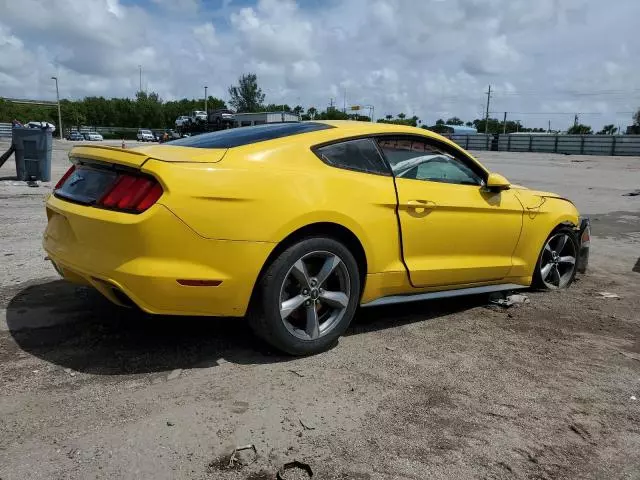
[2,73,640,135]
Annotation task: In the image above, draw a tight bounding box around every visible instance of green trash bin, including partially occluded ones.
[12,127,53,182]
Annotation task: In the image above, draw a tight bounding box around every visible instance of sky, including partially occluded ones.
[1,0,639,130]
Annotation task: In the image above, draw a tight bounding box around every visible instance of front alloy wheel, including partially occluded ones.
[249,237,360,355]
[536,229,578,289]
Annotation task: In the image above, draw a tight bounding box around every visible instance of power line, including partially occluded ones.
[492,89,640,97]
[489,111,634,115]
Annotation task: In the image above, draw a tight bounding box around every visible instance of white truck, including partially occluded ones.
[137,129,155,142]
[175,116,190,128]
[189,110,208,124]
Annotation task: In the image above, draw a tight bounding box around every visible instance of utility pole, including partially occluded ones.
[329,98,334,111]
[503,111,507,134]
[204,85,208,113]
[51,76,62,140]
[484,84,492,134]
[574,114,579,127]
[343,88,347,113]
[548,120,551,133]
[138,65,142,93]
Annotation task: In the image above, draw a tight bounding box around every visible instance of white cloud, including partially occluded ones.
[193,22,218,48]
[230,0,313,62]
[0,0,639,130]
[152,0,200,13]
[463,35,523,75]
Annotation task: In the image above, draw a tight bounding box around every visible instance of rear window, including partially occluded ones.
[166,122,333,149]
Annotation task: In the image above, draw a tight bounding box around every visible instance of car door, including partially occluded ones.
[377,136,523,287]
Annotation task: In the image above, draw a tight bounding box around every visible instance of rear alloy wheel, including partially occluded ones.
[534,227,578,289]
[249,238,360,355]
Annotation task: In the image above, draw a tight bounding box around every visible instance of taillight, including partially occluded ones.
[55,165,76,190]
[98,173,163,212]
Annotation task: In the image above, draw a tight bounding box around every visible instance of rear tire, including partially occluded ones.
[248,237,361,356]
[533,227,579,289]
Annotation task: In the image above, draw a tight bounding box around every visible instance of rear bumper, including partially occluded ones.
[43,195,274,316]
[577,217,590,274]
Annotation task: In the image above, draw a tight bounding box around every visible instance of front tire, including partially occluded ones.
[249,237,361,355]
[533,227,579,289]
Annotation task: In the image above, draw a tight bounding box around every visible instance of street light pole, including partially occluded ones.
[51,76,62,140]
[204,86,208,113]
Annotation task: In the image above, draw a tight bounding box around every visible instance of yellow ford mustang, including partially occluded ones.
[44,121,590,354]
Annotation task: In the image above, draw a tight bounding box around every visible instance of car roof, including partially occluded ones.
[316,120,446,139]
[164,120,472,157]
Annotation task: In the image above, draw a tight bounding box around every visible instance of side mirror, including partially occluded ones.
[486,172,511,191]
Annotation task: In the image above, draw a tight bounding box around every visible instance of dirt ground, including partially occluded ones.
[1,139,639,479]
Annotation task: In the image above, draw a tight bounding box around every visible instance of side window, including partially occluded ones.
[377,137,484,186]
[315,138,390,176]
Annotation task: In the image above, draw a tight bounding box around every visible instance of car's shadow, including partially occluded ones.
[5,280,482,375]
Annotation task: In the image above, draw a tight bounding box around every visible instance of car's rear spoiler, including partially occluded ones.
[69,145,228,169]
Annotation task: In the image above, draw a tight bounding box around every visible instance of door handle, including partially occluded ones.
[406,200,437,209]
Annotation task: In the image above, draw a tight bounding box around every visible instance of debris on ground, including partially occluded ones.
[489,292,530,308]
[385,346,396,351]
[277,460,313,479]
[64,368,76,377]
[166,368,182,380]
[631,396,637,401]
[597,292,620,299]
[299,418,315,431]
[622,189,640,197]
[228,444,257,468]
[166,421,174,427]
[288,369,305,378]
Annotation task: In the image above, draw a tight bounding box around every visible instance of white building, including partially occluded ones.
[234,112,299,127]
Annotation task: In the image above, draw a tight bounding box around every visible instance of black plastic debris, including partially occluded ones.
[277,460,313,479]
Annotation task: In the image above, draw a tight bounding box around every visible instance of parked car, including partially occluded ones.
[189,110,207,124]
[175,116,190,128]
[26,121,56,132]
[66,131,84,141]
[83,132,103,141]
[208,109,235,128]
[157,130,181,142]
[45,121,590,355]
[137,129,155,142]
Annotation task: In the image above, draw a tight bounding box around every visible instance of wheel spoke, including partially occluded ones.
[545,243,553,253]
[316,254,342,287]
[551,265,561,285]
[540,262,553,280]
[319,290,349,309]
[280,294,307,320]
[555,234,567,253]
[559,256,575,265]
[305,305,320,339]
[290,259,311,289]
